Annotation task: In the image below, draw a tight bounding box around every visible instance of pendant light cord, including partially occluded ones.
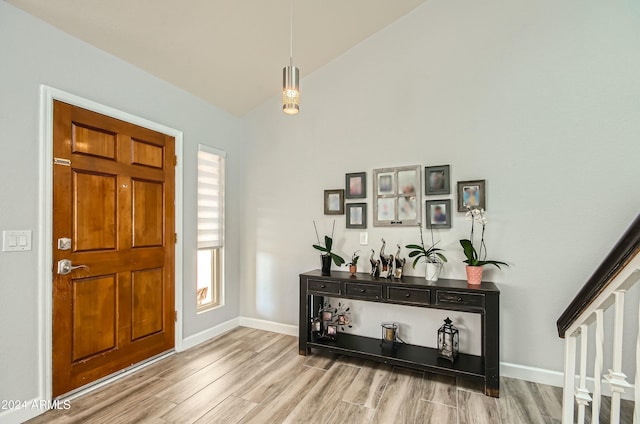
[289,0,294,67]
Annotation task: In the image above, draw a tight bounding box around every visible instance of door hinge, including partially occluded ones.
[174,232,177,244]
[174,310,178,322]
[174,155,178,166]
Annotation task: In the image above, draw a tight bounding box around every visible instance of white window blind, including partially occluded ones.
[197,145,225,249]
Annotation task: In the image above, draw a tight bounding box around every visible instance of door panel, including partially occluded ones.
[71,123,117,159]
[131,268,164,340]
[72,275,117,361]
[73,171,117,252]
[132,179,164,247]
[132,139,164,168]
[53,100,175,397]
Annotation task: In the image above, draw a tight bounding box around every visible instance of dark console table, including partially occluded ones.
[299,270,500,397]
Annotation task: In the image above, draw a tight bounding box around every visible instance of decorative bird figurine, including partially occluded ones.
[379,238,391,278]
[369,249,380,278]
[393,244,406,279]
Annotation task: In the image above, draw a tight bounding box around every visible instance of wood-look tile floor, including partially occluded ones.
[26,327,634,424]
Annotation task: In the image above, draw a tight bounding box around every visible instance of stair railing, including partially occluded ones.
[557,213,640,424]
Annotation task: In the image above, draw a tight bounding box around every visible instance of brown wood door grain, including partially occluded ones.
[52,100,175,397]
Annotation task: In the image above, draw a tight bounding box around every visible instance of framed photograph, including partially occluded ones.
[376,172,395,195]
[346,203,367,229]
[326,324,337,336]
[457,180,486,211]
[322,310,333,321]
[425,165,450,195]
[376,198,395,221]
[426,199,452,229]
[345,172,366,199]
[324,189,345,215]
[373,166,421,227]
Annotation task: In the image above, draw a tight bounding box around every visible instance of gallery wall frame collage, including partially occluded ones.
[323,166,487,230]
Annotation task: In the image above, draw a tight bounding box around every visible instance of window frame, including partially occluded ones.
[196,144,226,312]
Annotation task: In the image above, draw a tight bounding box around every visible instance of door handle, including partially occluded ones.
[57,259,88,275]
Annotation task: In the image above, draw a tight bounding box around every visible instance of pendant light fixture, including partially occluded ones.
[282,0,300,114]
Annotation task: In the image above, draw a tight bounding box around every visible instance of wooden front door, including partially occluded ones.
[52,100,175,397]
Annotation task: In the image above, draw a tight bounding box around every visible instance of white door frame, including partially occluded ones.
[37,85,184,401]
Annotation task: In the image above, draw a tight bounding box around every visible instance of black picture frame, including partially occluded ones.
[426,199,452,229]
[346,203,367,229]
[345,172,367,199]
[457,180,486,212]
[425,165,450,195]
[324,189,345,215]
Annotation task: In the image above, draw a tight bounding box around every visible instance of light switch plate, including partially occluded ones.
[3,230,32,252]
[359,232,368,245]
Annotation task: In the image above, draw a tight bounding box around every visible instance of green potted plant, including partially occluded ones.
[346,251,360,275]
[460,208,508,285]
[406,224,447,281]
[312,221,345,276]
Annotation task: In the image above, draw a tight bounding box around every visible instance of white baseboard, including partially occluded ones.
[180,316,296,351]
[0,400,43,424]
[501,361,634,401]
[180,317,240,351]
[238,316,298,337]
[501,361,564,388]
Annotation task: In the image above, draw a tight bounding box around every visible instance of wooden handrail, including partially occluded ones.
[557,213,640,338]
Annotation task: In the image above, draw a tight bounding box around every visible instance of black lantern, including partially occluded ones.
[437,317,459,363]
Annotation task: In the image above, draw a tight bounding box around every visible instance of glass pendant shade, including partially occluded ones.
[282,65,300,115]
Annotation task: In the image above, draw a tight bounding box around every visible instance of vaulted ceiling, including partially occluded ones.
[7,0,427,116]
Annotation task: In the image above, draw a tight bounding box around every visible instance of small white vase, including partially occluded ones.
[425,262,441,281]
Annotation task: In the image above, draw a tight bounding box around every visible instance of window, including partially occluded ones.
[197,145,225,310]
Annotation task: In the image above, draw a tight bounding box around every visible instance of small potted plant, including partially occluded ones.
[346,251,360,275]
[406,223,447,281]
[312,220,345,276]
[460,208,508,285]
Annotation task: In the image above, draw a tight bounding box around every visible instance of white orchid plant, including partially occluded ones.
[460,207,508,269]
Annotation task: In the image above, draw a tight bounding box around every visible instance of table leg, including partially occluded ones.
[299,279,310,355]
[484,293,500,398]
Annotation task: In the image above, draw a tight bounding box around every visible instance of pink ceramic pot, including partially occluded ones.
[465,265,483,285]
[349,265,357,275]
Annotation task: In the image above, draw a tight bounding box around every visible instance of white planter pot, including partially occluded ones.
[425,262,442,281]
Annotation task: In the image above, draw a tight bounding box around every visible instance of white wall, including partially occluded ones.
[242,0,640,377]
[0,1,243,408]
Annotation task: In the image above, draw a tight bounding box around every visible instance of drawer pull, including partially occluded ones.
[320,285,326,288]
[360,289,366,293]
[405,293,411,298]
[458,297,463,302]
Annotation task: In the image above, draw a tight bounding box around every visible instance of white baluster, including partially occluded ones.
[635,299,640,424]
[592,309,604,424]
[575,324,592,424]
[563,332,577,424]
[605,290,632,423]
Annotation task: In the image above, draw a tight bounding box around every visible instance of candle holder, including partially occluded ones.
[437,317,459,363]
[381,322,399,347]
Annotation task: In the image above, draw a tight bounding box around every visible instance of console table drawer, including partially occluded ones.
[345,283,382,300]
[308,279,341,295]
[387,287,430,306]
[437,291,484,309]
